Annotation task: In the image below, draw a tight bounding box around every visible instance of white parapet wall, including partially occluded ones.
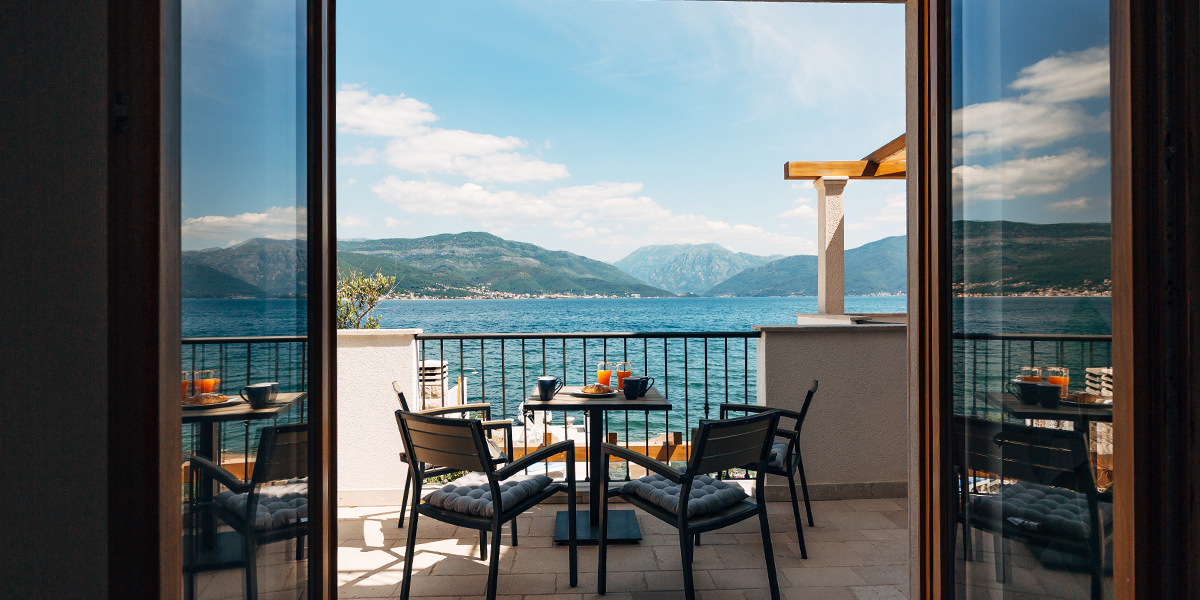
[336,328,421,506]
[755,319,908,500]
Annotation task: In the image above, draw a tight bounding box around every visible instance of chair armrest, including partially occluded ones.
[774,429,798,440]
[480,419,512,430]
[481,420,515,460]
[495,440,575,480]
[601,443,683,484]
[189,455,251,494]
[417,403,492,419]
[1096,488,1113,503]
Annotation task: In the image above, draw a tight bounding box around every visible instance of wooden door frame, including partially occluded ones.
[913,0,1200,598]
[106,0,337,597]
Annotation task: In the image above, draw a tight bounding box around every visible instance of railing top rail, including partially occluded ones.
[953,332,1112,342]
[413,331,762,340]
[183,335,308,344]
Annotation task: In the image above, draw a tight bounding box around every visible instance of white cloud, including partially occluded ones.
[338,214,370,228]
[336,85,437,137]
[371,178,814,256]
[337,85,568,183]
[1012,46,1110,104]
[383,217,411,228]
[953,46,1109,157]
[1046,196,1094,212]
[780,205,817,219]
[952,149,1106,201]
[182,206,305,244]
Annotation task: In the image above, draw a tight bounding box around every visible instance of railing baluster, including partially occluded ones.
[500,339,507,421]
[480,338,486,406]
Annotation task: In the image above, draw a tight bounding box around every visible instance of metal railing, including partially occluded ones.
[952,332,1113,419]
[415,331,761,482]
[181,336,308,461]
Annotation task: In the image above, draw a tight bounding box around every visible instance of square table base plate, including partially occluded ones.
[553,509,641,545]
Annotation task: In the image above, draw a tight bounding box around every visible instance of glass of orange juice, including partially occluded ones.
[181,370,193,401]
[195,369,221,394]
[596,362,613,386]
[615,362,632,389]
[1046,367,1069,397]
[1019,367,1042,382]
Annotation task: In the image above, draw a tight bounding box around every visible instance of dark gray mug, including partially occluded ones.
[537,376,563,401]
[1035,383,1062,408]
[240,383,273,409]
[637,376,656,397]
[622,377,643,399]
[1005,380,1039,405]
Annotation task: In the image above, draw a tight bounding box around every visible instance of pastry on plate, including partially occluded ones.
[582,383,613,394]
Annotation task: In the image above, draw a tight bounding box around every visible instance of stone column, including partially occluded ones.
[814,176,848,314]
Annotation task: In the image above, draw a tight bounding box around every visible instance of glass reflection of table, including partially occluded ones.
[182,392,306,572]
[523,386,671,544]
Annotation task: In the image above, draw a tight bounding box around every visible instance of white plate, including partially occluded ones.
[182,398,243,409]
[570,391,618,398]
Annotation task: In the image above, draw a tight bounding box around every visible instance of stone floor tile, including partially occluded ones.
[778,566,868,587]
[850,584,908,600]
[852,564,908,586]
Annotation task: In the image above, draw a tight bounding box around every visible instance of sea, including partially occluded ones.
[182,295,1112,454]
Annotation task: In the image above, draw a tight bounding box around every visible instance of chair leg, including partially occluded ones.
[694,533,701,546]
[512,518,519,547]
[244,538,258,600]
[992,532,1010,583]
[788,472,807,559]
[398,470,412,528]
[567,482,578,587]
[598,486,609,595]
[796,452,814,526]
[480,530,487,560]
[486,521,503,600]
[399,510,420,600]
[679,528,696,600]
[758,507,781,600]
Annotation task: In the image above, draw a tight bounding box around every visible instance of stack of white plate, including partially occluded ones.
[1085,367,1113,398]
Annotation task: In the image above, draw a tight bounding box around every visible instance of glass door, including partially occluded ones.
[179,1,319,598]
[944,1,1114,598]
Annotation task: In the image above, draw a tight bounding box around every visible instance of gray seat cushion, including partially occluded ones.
[426,472,552,517]
[765,439,791,469]
[216,479,308,531]
[970,481,1113,541]
[622,473,748,517]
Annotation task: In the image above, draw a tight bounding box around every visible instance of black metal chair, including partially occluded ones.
[395,409,578,600]
[189,423,309,600]
[393,381,514,538]
[719,379,818,558]
[598,410,783,600]
[958,420,1111,600]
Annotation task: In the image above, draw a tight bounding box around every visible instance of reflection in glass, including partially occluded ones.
[180,1,310,598]
[948,1,1113,598]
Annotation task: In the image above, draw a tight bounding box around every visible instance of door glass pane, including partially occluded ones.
[180,1,311,598]
[948,1,1112,598]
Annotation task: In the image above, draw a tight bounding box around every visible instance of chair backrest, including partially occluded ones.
[991,425,1096,497]
[393,381,411,411]
[395,409,491,474]
[251,423,309,486]
[950,414,1007,482]
[793,380,819,433]
[688,410,780,476]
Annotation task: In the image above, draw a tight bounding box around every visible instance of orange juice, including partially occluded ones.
[197,378,220,394]
[597,370,611,386]
[1047,375,1068,396]
[616,369,632,389]
[181,380,190,401]
[1020,375,1041,382]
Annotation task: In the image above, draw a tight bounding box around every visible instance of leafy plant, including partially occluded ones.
[336,270,397,329]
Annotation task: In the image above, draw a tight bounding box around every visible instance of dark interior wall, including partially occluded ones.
[0,1,110,597]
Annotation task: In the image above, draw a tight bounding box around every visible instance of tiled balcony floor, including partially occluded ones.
[336,498,910,600]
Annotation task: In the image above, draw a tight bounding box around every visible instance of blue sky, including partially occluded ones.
[180,0,1110,259]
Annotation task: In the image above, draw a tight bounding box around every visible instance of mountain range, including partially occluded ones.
[612,243,783,295]
[181,221,1111,299]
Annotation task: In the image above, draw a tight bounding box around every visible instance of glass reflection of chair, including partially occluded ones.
[598,410,783,600]
[956,418,1110,600]
[188,423,309,600]
[394,410,578,600]
[719,379,818,558]
[392,381,514,542]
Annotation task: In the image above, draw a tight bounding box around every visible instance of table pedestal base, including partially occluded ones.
[553,509,641,545]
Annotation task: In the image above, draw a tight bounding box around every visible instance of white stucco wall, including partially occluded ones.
[336,329,421,505]
[755,323,908,500]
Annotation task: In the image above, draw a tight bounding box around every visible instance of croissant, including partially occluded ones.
[582,383,613,394]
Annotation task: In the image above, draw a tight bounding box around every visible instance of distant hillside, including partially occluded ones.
[182,262,268,298]
[706,236,907,297]
[338,232,673,297]
[952,221,1111,295]
[182,239,306,298]
[613,243,782,295]
[336,251,479,297]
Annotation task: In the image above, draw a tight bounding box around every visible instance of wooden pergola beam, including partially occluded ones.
[862,133,906,163]
[783,159,906,180]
